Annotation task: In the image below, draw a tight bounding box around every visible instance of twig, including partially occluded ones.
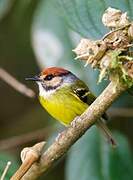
[0,68,35,98]
[108,107,133,117]
[0,127,52,151]
[11,80,126,180]
[102,24,131,40]
[10,142,46,180]
[0,161,11,180]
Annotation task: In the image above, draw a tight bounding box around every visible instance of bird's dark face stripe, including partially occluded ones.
[41,83,61,91]
[40,76,64,91]
[39,71,77,92]
[39,72,72,91]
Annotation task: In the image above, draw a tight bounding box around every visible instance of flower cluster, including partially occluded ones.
[73,7,133,87]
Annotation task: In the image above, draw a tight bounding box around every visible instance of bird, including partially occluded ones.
[26,67,116,146]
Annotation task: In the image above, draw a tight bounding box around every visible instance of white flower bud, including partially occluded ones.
[102,7,129,29]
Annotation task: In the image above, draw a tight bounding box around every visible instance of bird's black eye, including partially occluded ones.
[44,74,54,81]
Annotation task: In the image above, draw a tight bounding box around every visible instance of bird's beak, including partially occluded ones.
[25,76,41,82]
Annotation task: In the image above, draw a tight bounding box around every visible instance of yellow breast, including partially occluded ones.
[39,88,88,126]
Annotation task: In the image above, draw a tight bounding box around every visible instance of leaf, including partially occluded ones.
[0,153,19,179]
[66,127,133,180]
[53,0,133,39]
[32,0,82,75]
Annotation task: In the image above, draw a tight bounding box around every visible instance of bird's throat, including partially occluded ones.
[37,82,56,98]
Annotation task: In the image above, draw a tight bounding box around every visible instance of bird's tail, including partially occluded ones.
[96,118,117,147]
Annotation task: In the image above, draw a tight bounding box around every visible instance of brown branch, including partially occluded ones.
[108,108,133,118]
[0,127,52,151]
[102,23,131,40]
[10,142,46,180]
[0,68,35,98]
[11,80,126,180]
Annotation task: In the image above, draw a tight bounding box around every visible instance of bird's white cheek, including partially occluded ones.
[37,82,44,96]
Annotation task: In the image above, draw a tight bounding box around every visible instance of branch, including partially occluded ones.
[0,127,52,151]
[0,68,35,98]
[10,142,46,180]
[11,80,126,180]
[108,107,133,118]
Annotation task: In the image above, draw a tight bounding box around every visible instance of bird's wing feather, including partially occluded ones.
[72,87,95,104]
[71,80,96,105]
[71,80,108,121]
[70,80,115,145]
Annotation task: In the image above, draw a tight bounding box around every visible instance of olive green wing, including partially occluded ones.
[71,79,96,105]
[71,79,108,120]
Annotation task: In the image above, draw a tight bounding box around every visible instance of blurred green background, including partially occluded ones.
[0,0,133,179]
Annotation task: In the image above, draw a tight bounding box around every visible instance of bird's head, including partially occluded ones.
[26,67,77,97]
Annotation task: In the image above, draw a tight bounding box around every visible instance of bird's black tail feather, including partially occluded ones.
[96,118,117,147]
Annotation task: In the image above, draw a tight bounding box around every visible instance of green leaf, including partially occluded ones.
[66,128,133,180]
[32,0,82,74]
[52,0,133,38]
[0,153,19,179]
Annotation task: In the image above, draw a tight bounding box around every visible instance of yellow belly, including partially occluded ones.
[39,91,88,126]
